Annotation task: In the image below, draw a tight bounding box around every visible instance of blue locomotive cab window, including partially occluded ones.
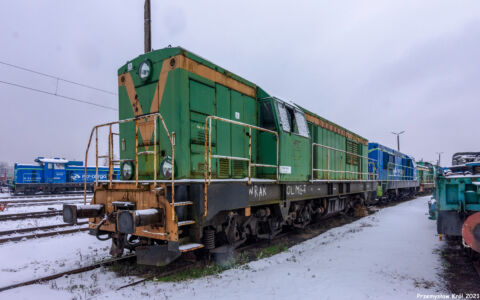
[55,163,65,170]
[47,163,53,169]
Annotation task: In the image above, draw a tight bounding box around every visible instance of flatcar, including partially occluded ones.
[13,157,119,195]
[368,143,418,201]
[62,47,383,266]
[416,161,435,194]
[433,152,480,251]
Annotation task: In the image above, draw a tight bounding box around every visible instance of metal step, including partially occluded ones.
[173,201,193,207]
[179,243,204,253]
[178,220,195,227]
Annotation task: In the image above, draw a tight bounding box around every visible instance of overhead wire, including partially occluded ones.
[0,79,118,111]
[0,60,117,95]
[0,60,118,111]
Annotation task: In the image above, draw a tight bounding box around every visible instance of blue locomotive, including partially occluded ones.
[12,157,119,195]
[433,152,480,252]
[368,142,418,201]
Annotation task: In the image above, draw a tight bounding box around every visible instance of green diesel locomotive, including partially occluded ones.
[64,47,379,266]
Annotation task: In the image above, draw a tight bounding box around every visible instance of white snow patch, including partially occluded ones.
[0,196,445,300]
[0,232,110,289]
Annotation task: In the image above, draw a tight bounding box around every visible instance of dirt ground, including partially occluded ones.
[440,238,480,294]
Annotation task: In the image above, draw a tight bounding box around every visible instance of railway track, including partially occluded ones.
[0,227,89,244]
[0,222,89,244]
[1,198,88,208]
[0,193,92,200]
[0,210,62,221]
[0,255,136,293]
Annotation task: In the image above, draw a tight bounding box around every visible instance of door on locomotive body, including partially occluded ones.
[273,99,310,182]
[53,163,67,183]
[44,163,54,184]
[408,157,416,181]
[189,79,257,179]
[257,98,279,179]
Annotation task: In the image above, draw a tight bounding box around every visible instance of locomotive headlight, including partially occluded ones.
[160,157,173,179]
[138,60,151,81]
[121,162,133,180]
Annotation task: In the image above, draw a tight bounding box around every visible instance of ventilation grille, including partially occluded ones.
[197,131,205,143]
[233,160,247,177]
[346,139,359,165]
[218,159,230,178]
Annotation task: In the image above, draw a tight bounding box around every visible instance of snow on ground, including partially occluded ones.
[0,232,110,289]
[0,223,88,240]
[0,204,63,214]
[0,196,444,300]
[0,195,87,201]
[0,215,70,231]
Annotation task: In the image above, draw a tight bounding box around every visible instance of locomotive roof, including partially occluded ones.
[34,157,68,164]
[119,47,368,145]
[295,103,368,145]
[368,142,414,159]
[118,47,257,89]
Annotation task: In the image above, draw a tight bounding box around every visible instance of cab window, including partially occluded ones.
[260,101,277,131]
[276,102,310,138]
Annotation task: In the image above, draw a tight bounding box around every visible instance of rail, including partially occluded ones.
[203,115,279,216]
[83,113,176,217]
[311,143,378,181]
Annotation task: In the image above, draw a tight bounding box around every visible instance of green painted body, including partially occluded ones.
[117,47,369,182]
[416,161,435,185]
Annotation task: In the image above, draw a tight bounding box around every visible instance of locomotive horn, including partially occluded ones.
[462,212,480,253]
[117,208,163,234]
[63,204,104,225]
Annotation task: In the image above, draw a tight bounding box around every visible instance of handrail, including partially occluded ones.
[83,113,175,220]
[203,115,279,216]
[311,143,378,181]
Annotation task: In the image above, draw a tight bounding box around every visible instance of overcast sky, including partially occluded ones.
[1,0,479,166]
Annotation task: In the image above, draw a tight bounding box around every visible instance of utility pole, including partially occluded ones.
[391,131,405,152]
[144,0,151,53]
[436,152,443,166]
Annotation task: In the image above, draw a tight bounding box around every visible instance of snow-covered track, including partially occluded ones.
[1,198,87,208]
[0,221,88,237]
[0,210,62,221]
[0,193,92,200]
[0,226,89,244]
[0,254,136,293]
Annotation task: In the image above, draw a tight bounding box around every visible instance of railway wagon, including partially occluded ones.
[416,161,435,194]
[63,47,377,266]
[368,143,418,200]
[434,152,480,252]
[13,157,119,194]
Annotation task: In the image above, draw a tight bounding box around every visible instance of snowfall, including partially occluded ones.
[0,195,447,300]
